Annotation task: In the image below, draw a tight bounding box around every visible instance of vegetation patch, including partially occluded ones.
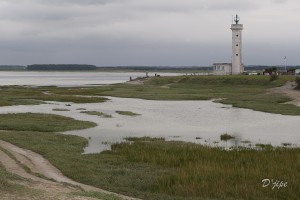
[282,143,292,147]
[73,191,123,200]
[0,113,96,132]
[255,143,273,149]
[116,111,140,116]
[80,111,112,118]
[220,133,235,141]
[52,108,70,111]
[269,74,278,81]
[0,132,298,200]
[295,77,300,90]
[1,76,299,115]
[0,85,108,107]
[125,136,165,142]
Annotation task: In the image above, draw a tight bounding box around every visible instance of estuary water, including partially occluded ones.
[0,97,299,153]
[0,71,184,86]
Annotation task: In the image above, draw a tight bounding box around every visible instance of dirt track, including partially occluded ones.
[268,81,300,106]
[0,140,139,200]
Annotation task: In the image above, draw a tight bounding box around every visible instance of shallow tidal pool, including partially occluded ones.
[0,97,299,153]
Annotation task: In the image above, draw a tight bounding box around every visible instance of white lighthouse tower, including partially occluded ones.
[231,14,244,74]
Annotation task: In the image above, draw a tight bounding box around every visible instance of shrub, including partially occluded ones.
[269,74,278,82]
[295,77,300,89]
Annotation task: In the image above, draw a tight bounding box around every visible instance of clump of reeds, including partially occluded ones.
[220,133,235,141]
[116,111,140,116]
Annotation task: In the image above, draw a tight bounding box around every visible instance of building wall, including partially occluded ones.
[213,64,232,75]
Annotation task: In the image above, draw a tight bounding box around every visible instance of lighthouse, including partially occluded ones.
[231,14,244,74]
[213,14,244,75]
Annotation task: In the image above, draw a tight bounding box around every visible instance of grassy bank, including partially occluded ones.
[0,75,299,115]
[0,85,108,106]
[0,113,97,132]
[0,131,299,200]
[47,75,300,115]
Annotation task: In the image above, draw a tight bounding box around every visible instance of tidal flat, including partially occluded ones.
[0,75,299,199]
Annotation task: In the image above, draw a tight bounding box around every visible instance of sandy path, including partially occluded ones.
[268,81,300,106]
[0,140,139,200]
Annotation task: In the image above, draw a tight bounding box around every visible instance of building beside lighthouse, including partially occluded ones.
[213,14,244,75]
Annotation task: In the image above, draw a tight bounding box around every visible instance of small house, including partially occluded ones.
[213,63,232,75]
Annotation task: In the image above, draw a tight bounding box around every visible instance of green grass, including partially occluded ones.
[40,75,300,115]
[73,191,124,200]
[0,76,299,115]
[125,137,165,142]
[0,131,299,200]
[80,111,112,118]
[0,113,97,132]
[0,85,108,106]
[116,111,140,116]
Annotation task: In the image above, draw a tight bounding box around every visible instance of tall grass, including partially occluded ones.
[0,113,97,132]
[0,131,298,200]
[111,140,300,199]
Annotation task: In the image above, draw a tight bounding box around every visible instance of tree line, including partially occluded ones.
[27,64,97,71]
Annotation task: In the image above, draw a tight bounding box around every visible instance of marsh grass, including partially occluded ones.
[46,75,300,115]
[52,108,70,111]
[255,143,273,149]
[0,131,298,200]
[220,133,235,141]
[125,136,165,142]
[1,76,299,115]
[0,113,96,132]
[116,111,140,116]
[80,111,112,118]
[0,86,108,107]
[282,143,292,147]
[73,191,123,200]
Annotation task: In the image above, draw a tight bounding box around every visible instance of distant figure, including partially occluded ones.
[146,72,149,77]
[155,73,157,77]
[130,76,132,81]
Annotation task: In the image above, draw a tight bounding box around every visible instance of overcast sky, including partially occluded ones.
[0,0,299,66]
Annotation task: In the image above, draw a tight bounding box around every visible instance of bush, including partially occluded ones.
[269,74,278,82]
[295,77,300,89]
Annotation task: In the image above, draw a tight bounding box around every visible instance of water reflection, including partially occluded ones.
[0,97,299,153]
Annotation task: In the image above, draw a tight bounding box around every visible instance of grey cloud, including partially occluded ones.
[207,0,261,11]
[271,0,288,4]
[0,0,299,65]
